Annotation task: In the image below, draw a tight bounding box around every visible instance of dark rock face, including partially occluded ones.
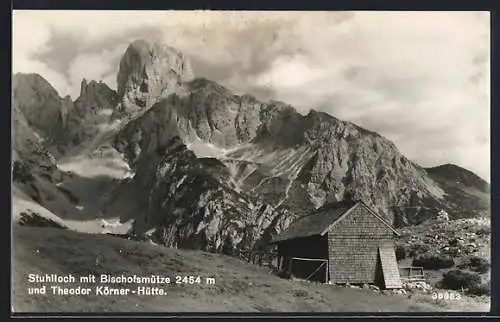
[18,210,67,229]
[13,73,65,142]
[59,79,119,153]
[106,136,292,251]
[60,95,74,128]
[12,149,81,220]
[12,92,59,174]
[76,79,119,111]
[12,75,89,219]
[113,80,262,166]
[12,105,41,159]
[116,39,194,112]
[113,79,428,213]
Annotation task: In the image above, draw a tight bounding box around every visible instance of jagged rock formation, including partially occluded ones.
[13,105,41,159]
[11,39,490,253]
[77,79,118,111]
[12,74,62,178]
[116,39,194,114]
[112,74,482,231]
[12,138,83,221]
[60,95,74,128]
[106,40,490,249]
[58,79,119,155]
[12,74,119,221]
[13,73,66,142]
[105,136,293,251]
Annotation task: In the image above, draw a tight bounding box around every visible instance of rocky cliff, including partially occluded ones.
[12,73,120,221]
[115,39,194,116]
[13,73,66,143]
[11,39,490,253]
[112,70,487,233]
[12,105,82,222]
[105,136,293,251]
[58,79,119,156]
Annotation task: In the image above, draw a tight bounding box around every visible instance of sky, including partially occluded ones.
[12,11,490,181]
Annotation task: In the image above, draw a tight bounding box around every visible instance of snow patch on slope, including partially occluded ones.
[98,108,114,116]
[13,188,133,235]
[186,141,231,158]
[58,145,132,179]
[422,175,446,199]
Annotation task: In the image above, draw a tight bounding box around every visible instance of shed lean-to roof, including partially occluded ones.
[270,200,399,244]
[378,244,403,289]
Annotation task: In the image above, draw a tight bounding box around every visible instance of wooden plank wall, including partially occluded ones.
[327,205,395,285]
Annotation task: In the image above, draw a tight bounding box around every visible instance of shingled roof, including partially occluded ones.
[269,200,398,244]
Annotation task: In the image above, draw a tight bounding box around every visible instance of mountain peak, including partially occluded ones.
[13,73,64,141]
[426,163,489,192]
[13,73,58,94]
[128,39,151,53]
[116,39,194,109]
[14,72,45,80]
[74,78,118,112]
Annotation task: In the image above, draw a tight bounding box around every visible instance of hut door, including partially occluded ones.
[290,258,328,283]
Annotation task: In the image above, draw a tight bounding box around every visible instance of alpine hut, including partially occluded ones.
[269,200,402,289]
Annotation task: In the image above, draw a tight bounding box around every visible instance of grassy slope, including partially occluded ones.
[12,225,488,313]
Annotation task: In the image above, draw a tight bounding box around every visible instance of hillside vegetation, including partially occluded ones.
[396,216,490,299]
[12,225,488,313]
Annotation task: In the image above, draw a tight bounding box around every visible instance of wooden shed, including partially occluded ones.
[269,200,402,289]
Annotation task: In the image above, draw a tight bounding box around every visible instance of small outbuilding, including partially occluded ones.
[269,200,402,289]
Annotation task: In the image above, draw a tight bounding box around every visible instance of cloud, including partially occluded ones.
[67,48,124,94]
[12,10,490,181]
